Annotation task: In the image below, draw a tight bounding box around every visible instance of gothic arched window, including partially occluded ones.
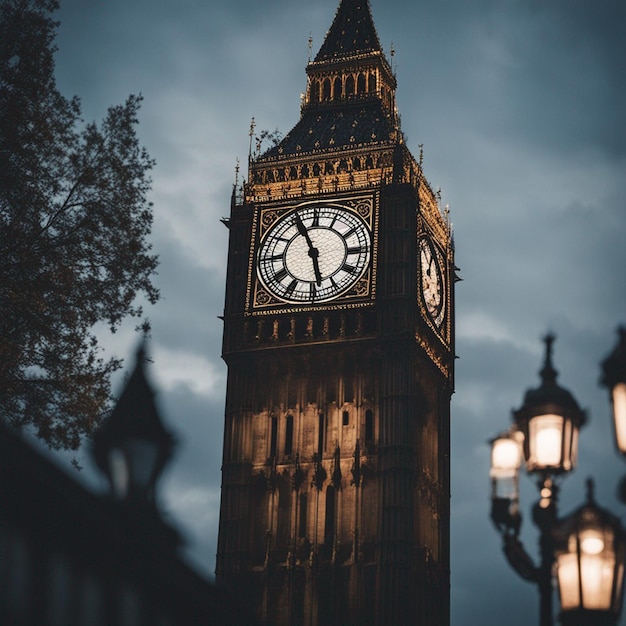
[346,75,355,96]
[270,416,278,459]
[322,78,331,100]
[365,409,374,444]
[357,73,366,94]
[311,79,320,102]
[285,414,294,456]
[298,492,307,537]
[333,77,342,100]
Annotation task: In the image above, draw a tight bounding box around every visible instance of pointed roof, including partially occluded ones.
[315,0,382,62]
[260,101,395,159]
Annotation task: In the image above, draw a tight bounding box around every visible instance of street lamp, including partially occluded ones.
[490,334,587,626]
[601,327,626,458]
[93,345,175,505]
[553,480,626,626]
[513,334,586,476]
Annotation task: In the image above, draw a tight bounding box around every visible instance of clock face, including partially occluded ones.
[419,238,445,328]
[257,205,371,304]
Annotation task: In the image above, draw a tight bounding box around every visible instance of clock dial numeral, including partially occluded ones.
[346,246,363,255]
[341,263,357,274]
[273,267,288,283]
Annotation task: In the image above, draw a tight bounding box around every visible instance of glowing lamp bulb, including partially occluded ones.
[580,530,605,556]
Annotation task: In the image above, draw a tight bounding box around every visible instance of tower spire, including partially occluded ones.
[315,0,382,61]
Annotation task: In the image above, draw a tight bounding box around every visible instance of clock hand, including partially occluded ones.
[295,212,315,248]
[309,247,322,286]
[295,212,322,286]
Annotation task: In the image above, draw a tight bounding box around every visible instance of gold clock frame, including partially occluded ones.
[246,193,379,315]
[417,224,451,348]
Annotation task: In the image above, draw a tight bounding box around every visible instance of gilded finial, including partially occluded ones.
[308,33,313,62]
[418,143,424,167]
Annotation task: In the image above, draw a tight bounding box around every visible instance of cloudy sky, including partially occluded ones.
[44,0,626,624]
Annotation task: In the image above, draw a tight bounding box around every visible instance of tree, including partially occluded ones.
[0,0,159,451]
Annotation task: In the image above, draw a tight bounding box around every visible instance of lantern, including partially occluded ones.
[554,481,626,626]
[513,335,586,475]
[490,431,523,532]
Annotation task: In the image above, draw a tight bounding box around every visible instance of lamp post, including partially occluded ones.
[93,345,175,506]
[490,335,587,626]
[489,329,626,625]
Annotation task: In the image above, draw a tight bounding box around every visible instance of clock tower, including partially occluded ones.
[216,1,455,625]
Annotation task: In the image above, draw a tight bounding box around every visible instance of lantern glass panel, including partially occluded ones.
[109,449,130,499]
[529,413,564,469]
[123,438,160,492]
[613,382,626,455]
[491,437,522,477]
[580,552,615,610]
[557,552,581,610]
[492,475,518,501]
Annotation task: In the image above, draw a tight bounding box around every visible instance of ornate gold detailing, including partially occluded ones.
[262,210,280,228]
[354,278,369,297]
[249,196,376,313]
[415,332,451,379]
[354,200,371,220]
[419,185,449,247]
[246,147,395,204]
[255,288,272,307]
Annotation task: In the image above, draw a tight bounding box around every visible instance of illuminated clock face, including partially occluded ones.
[420,238,445,328]
[257,205,371,303]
